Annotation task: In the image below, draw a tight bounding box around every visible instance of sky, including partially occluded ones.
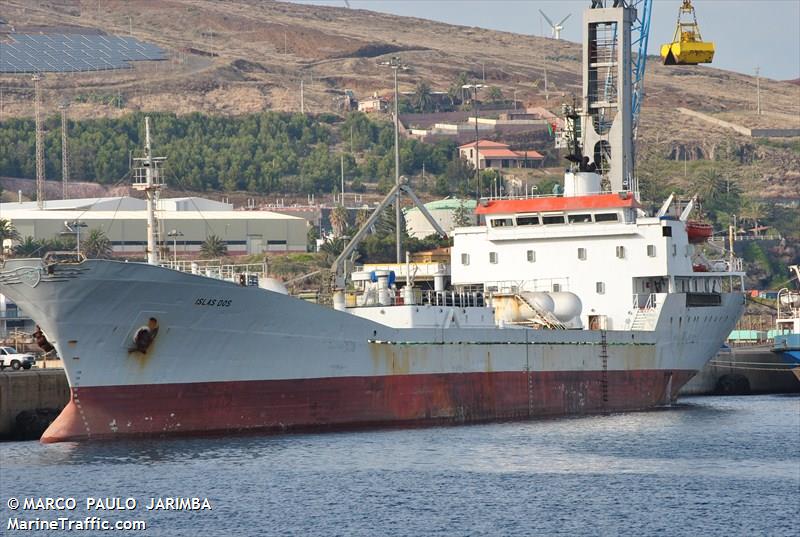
[287,0,800,81]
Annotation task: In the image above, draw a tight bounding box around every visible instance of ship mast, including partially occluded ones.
[132,117,166,265]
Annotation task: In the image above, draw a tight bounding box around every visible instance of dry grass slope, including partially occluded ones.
[1,0,798,197]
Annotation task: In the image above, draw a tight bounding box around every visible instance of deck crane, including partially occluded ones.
[628,0,652,139]
[591,1,652,140]
[559,0,653,196]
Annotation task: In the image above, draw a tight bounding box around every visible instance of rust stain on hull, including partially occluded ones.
[41,369,698,443]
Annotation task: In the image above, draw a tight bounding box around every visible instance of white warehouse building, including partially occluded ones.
[0,196,308,257]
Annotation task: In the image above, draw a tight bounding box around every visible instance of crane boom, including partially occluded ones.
[629,0,652,138]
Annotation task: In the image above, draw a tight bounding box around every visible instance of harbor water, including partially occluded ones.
[1,394,797,536]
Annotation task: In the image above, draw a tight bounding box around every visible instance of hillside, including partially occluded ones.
[1,0,799,200]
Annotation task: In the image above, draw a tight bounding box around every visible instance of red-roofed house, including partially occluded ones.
[458,140,544,170]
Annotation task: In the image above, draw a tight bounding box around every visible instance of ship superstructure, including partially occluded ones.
[0,2,747,443]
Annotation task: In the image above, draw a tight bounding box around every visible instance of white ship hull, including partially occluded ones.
[0,259,743,442]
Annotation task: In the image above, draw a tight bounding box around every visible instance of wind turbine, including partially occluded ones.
[538,10,571,40]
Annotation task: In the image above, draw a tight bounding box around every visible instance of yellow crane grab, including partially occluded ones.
[660,0,715,65]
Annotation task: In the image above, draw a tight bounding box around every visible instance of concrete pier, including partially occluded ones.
[0,369,69,440]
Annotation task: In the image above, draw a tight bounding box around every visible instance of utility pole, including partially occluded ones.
[59,100,70,199]
[340,153,345,204]
[300,79,304,114]
[379,56,407,263]
[544,65,549,103]
[755,67,761,115]
[683,147,687,178]
[463,83,485,200]
[33,74,45,209]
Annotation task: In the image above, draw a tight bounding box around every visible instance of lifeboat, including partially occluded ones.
[686,221,713,244]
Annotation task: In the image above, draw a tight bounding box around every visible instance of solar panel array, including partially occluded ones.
[0,33,167,73]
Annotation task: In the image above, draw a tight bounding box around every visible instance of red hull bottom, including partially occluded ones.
[41,370,696,443]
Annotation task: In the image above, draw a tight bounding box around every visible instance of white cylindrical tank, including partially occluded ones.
[374,270,390,289]
[563,171,601,197]
[520,292,555,314]
[259,277,289,295]
[549,292,583,322]
[374,271,393,305]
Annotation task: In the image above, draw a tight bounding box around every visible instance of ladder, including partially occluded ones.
[514,294,566,330]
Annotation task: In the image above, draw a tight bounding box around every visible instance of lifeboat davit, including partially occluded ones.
[686,221,713,244]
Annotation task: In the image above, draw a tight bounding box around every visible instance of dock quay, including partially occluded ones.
[0,368,69,441]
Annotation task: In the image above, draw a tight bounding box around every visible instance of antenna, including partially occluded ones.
[32,74,45,209]
[538,10,571,40]
[59,99,69,200]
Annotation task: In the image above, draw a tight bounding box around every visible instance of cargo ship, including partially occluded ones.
[0,3,746,443]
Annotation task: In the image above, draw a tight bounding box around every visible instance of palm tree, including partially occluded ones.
[739,197,765,236]
[447,85,461,109]
[0,218,20,245]
[82,229,113,259]
[12,237,43,258]
[200,235,228,258]
[487,86,504,103]
[695,168,741,201]
[319,237,348,266]
[452,72,469,104]
[330,205,349,238]
[354,208,370,230]
[413,81,433,113]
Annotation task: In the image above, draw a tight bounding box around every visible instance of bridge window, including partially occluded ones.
[461,253,470,266]
[517,215,540,226]
[647,244,656,257]
[616,245,626,259]
[489,252,498,264]
[527,250,536,262]
[542,214,566,225]
[596,282,605,294]
[491,218,514,227]
[552,283,562,292]
[568,214,592,224]
[595,213,618,222]
[578,247,587,260]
